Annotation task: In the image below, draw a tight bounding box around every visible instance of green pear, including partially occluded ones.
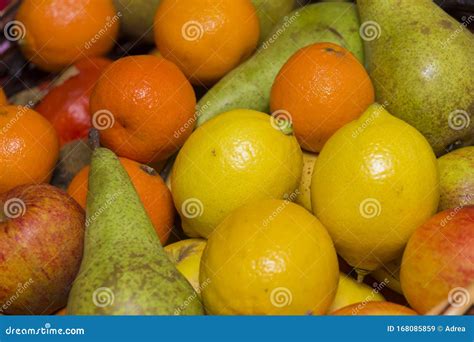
[251,0,296,44]
[438,146,474,211]
[196,2,363,126]
[113,0,161,43]
[358,0,474,156]
[67,144,203,315]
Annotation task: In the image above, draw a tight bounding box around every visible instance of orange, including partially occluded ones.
[68,157,175,244]
[154,0,259,85]
[270,42,375,152]
[0,105,59,193]
[0,88,7,106]
[16,0,119,72]
[89,55,196,163]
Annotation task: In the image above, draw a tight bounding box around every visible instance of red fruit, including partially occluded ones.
[401,206,474,313]
[35,57,111,146]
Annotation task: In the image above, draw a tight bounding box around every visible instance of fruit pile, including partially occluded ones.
[0,0,473,316]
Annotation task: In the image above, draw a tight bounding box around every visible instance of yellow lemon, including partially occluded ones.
[311,103,439,275]
[172,109,302,238]
[200,199,339,315]
[328,273,385,313]
[295,151,317,212]
[164,239,207,295]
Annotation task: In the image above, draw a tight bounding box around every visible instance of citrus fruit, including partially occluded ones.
[16,0,119,72]
[295,151,317,212]
[67,157,174,244]
[200,199,339,315]
[311,103,439,274]
[154,0,260,85]
[332,301,417,315]
[90,55,196,163]
[270,42,374,152]
[328,273,385,313]
[164,238,207,295]
[171,109,303,238]
[36,57,112,146]
[0,105,59,193]
[400,206,474,314]
[0,88,7,106]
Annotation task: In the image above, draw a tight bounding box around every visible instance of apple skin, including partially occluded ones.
[0,184,84,315]
[400,206,474,314]
[332,301,417,315]
[164,239,206,295]
[438,147,474,211]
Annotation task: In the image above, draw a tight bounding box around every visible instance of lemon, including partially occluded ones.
[200,199,339,315]
[311,103,439,274]
[329,273,385,313]
[172,109,303,238]
[295,151,317,212]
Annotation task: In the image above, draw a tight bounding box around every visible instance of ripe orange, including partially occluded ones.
[16,0,119,72]
[67,157,175,244]
[35,57,112,146]
[0,105,59,193]
[89,55,196,163]
[0,88,7,106]
[154,0,260,85]
[270,42,374,152]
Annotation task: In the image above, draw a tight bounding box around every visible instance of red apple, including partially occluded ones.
[332,301,417,315]
[0,184,84,315]
[400,206,474,314]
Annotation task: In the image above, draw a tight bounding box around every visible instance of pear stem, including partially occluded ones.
[88,128,100,150]
[355,268,371,283]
